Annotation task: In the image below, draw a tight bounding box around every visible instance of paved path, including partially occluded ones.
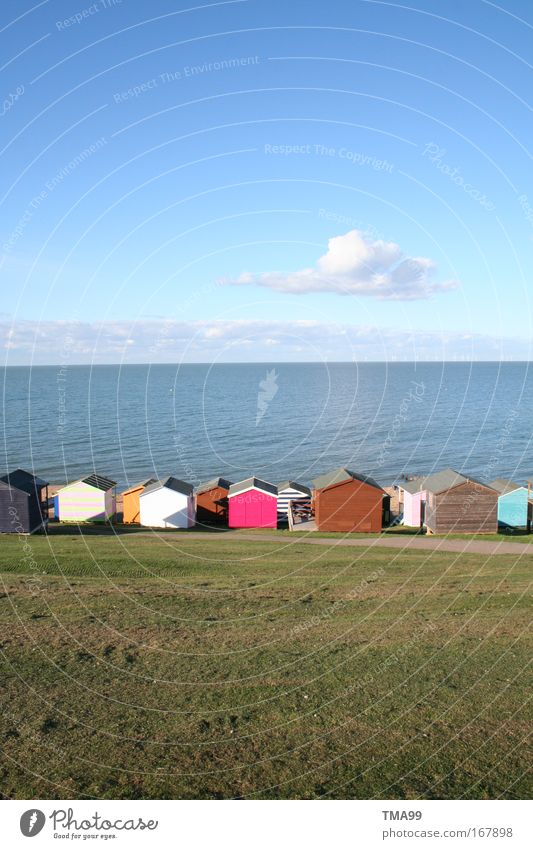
[134,530,533,556]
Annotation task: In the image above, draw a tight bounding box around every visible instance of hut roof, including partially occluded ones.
[196,477,232,495]
[489,478,524,495]
[422,468,469,493]
[122,478,157,494]
[0,480,29,498]
[413,468,495,495]
[141,476,193,497]
[311,467,383,492]
[82,474,116,491]
[0,468,48,492]
[57,474,115,493]
[277,481,312,496]
[229,477,277,497]
[400,478,427,495]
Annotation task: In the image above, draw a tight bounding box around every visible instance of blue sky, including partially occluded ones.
[1,0,532,362]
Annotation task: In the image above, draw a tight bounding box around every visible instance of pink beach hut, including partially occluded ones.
[399,478,428,527]
[228,477,278,528]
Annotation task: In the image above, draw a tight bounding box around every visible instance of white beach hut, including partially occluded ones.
[139,476,194,529]
[55,474,116,522]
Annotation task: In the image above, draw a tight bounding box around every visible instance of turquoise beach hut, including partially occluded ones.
[489,479,532,530]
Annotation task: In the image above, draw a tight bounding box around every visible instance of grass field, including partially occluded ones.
[0,530,531,799]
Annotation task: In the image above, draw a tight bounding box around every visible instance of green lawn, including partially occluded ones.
[0,531,531,799]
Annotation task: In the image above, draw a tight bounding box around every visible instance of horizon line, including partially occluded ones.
[2,360,533,368]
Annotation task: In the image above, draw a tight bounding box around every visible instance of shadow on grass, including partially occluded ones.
[40,521,429,539]
[382,525,427,536]
[43,522,233,537]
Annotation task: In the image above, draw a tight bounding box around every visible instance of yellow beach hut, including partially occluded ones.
[56,473,116,523]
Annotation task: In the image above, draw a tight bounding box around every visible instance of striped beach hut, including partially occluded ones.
[228,478,278,528]
[122,478,157,524]
[276,481,311,521]
[139,477,194,529]
[312,468,388,533]
[195,477,232,525]
[489,478,532,530]
[0,469,49,534]
[56,474,116,523]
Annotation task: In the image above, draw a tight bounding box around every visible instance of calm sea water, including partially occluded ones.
[1,363,532,488]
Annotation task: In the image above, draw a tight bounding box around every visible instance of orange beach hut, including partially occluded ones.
[122,478,157,524]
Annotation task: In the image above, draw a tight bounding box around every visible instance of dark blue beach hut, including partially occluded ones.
[0,469,49,534]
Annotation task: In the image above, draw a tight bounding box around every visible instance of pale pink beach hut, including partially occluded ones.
[399,478,428,527]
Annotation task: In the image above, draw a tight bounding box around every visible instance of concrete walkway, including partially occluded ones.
[144,530,533,556]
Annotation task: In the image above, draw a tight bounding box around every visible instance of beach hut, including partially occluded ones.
[56,474,116,523]
[276,481,312,521]
[122,478,157,524]
[399,478,428,527]
[311,468,388,533]
[139,477,194,529]
[228,478,278,528]
[195,477,232,525]
[489,478,532,530]
[0,469,49,534]
[423,469,498,534]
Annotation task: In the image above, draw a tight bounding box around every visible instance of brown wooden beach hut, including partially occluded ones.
[195,477,232,525]
[311,468,389,533]
[423,469,498,534]
[122,479,157,524]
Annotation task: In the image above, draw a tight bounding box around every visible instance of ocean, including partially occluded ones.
[1,362,532,489]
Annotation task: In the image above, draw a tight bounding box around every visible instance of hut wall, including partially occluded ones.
[140,489,193,529]
[57,482,106,522]
[228,489,277,528]
[403,490,427,526]
[315,480,384,533]
[123,487,143,524]
[104,489,116,520]
[497,488,529,528]
[196,486,229,525]
[425,481,497,534]
[27,492,46,531]
[0,489,29,533]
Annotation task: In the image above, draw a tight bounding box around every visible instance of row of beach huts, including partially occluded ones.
[0,466,532,535]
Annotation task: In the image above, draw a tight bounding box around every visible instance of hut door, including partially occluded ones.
[420,500,426,527]
[245,500,263,527]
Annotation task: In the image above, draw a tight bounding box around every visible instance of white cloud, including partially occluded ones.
[222,230,457,299]
[0,319,529,364]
